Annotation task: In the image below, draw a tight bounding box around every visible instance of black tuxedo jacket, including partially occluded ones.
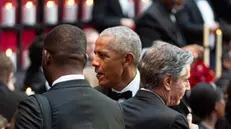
[15,80,124,129]
[92,0,130,32]
[121,90,189,129]
[0,82,26,121]
[136,1,187,48]
[176,0,231,44]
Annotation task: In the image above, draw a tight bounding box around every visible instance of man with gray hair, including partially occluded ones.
[122,41,198,129]
[93,26,142,102]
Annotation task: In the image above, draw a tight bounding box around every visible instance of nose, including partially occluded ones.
[92,56,100,67]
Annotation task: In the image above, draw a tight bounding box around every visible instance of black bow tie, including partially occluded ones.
[109,90,133,101]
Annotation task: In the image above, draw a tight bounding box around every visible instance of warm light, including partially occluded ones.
[25,1,34,8]
[216,29,222,35]
[86,0,93,5]
[46,1,55,8]
[141,0,148,3]
[5,49,12,57]
[66,0,75,5]
[5,2,13,9]
[26,87,32,93]
[25,87,35,95]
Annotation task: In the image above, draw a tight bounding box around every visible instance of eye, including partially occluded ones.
[97,52,106,60]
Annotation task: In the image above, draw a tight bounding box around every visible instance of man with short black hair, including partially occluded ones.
[15,24,124,129]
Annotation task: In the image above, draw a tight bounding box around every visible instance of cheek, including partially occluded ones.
[172,83,186,98]
[104,61,123,78]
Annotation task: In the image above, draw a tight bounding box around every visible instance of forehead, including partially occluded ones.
[95,35,117,51]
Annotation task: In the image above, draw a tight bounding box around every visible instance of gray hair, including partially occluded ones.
[139,40,194,90]
[100,26,142,65]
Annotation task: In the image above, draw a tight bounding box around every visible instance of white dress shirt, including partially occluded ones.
[195,0,216,48]
[119,0,135,18]
[112,70,140,102]
[46,74,85,90]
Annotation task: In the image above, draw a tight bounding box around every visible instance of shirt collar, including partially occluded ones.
[140,88,165,105]
[112,69,140,97]
[52,74,85,86]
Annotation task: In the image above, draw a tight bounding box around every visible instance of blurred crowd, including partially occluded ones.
[1,0,231,129]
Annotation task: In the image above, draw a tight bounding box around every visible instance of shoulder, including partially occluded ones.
[15,95,43,129]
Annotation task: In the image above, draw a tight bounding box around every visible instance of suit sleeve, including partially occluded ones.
[170,114,189,129]
[92,0,121,28]
[175,7,203,38]
[14,96,43,129]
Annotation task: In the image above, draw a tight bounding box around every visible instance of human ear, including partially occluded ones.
[163,75,172,91]
[123,52,135,67]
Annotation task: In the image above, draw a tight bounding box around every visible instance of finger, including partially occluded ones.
[191,124,199,129]
[187,113,192,124]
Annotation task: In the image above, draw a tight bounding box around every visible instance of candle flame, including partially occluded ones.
[26,87,32,93]
[216,29,222,35]
[5,2,13,9]
[26,1,34,8]
[86,0,93,5]
[66,0,75,5]
[25,87,35,95]
[5,49,12,57]
[141,0,149,3]
[46,1,55,8]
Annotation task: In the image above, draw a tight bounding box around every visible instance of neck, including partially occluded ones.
[201,113,218,129]
[152,88,169,105]
[113,67,137,91]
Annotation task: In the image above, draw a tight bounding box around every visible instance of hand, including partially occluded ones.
[120,18,135,29]
[182,44,204,59]
[187,114,198,129]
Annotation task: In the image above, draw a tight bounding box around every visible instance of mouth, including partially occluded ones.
[96,73,104,80]
[95,70,104,79]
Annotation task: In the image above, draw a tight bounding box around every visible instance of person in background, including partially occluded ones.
[224,80,231,125]
[92,0,135,32]
[83,28,99,87]
[15,24,124,129]
[93,26,142,102]
[135,0,203,59]
[216,47,231,91]
[189,82,226,129]
[122,41,197,129]
[23,34,47,94]
[0,53,26,122]
[176,0,231,45]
